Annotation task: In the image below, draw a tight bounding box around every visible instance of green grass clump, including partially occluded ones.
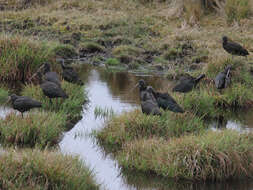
[105,58,120,66]
[79,42,105,53]
[0,111,66,148]
[21,81,87,121]
[163,48,182,60]
[0,34,52,81]
[0,149,99,190]
[50,44,78,59]
[118,130,253,181]
[96,110,205,151]
[112,45,142,57]
[181,84,253,118]
[0,88,9,105]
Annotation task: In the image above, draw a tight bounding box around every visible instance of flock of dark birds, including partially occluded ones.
[7,62,83,118]
[6,36,250,118]
[136,36,249,116]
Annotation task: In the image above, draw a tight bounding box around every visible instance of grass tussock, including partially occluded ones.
[0,111,66,148]
[0,149,99,190]
[21,81,87,121]
[0,34,52,81]
[96,110,205,151]
[118,130,253,181]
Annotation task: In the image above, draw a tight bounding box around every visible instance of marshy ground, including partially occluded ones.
[0,0,253,189]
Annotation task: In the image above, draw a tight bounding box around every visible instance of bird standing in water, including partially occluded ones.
[215,65,232,89]
[172,74,205,93]
[8,94,42,118]
[222,36,249,59]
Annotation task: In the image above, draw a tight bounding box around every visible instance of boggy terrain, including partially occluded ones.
[0,0,253,188]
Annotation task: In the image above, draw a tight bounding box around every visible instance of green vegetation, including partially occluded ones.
[94,106,115,119]
[105,58,120,66]
[80,42,105,54]
[0,112,66,148]
[21,81,87,121]
[50,43,78,59]
[0,88,9,105]
[96,110,205,151]
[0,149,99,190]
[118,130,253,181]
[177,58,253,118]
[0,34,52,81]
[225,0,251,24]
[1,0,253,185]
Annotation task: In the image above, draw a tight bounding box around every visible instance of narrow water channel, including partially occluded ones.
[59,65,253,190]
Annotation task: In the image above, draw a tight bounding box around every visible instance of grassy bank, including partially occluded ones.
[176,58,253,118]
[0,111,66,148]
[0,34,51,81]
[0,149,99,190]
[0,34,78,82]
[0,80,87,148]
[96,110,205,151]
[1,0,251,71]
[118,130,253,181]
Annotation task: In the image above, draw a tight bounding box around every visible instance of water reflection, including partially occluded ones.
[0,107,13,118]
[122,169,253,190]
[210,116,253,133]
[58,64,253,190]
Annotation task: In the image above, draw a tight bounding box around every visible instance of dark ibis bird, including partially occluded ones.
[38,72,68,103]
[222,36,249,59]
[214,65,232,89]
[141,87,161,116]
[147,86,184,113]
[172,74,205,93]
[60,62,84,85]
[137,79,161,116]
[43,63,61,87]
[8,94,42,118]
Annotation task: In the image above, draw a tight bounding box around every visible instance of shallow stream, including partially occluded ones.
[58,64,253,190]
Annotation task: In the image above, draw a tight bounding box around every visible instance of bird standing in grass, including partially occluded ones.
[137,79,161,116]
[38,72,68,104]
[60,62,84,85]
[147,86,184,113]
[172,74,205,93]
[215,65,232,89]
[8,94,42,118]
[43,63,61,87]
[222,36,249,59]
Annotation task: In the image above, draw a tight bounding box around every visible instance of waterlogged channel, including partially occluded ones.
[59,64,253,190]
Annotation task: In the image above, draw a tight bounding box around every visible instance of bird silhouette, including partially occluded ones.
[43,63,61,87]
[147,86,184,113]
[8,94,42,118]
[215,65,232,89]
[60,62,84,85]
[222,36,249,59]
[172,74,205,93]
